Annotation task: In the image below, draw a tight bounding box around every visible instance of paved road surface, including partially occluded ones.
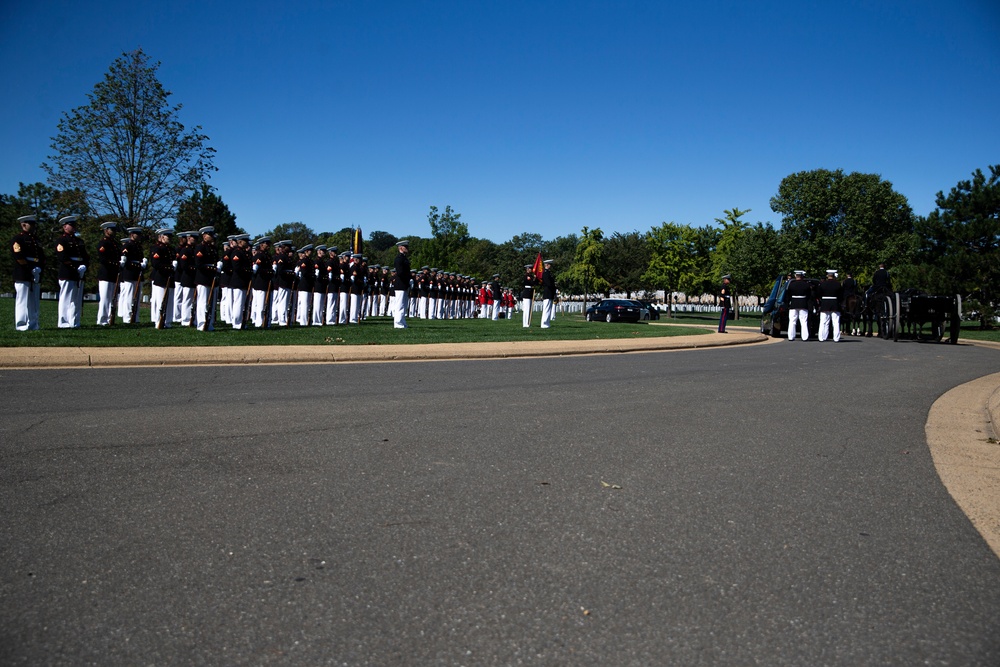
[2,337,999,665]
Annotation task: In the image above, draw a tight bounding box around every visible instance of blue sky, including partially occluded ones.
[2,0,998,243]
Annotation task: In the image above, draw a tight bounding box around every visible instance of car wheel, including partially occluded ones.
[586,312,593,322]
[606,313,613,323]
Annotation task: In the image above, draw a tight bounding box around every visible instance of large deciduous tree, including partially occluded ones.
[423,205,469,270]
[562,227,608,307]
[266,222,316,250]
[642,222,699,315]
[712,207,750,284]
[603,231,652,298]
[769,169,914,283]
[42,48,216,229]
[726,222,783,302]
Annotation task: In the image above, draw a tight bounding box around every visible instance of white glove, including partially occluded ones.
[32,266,41,283]
[216,261,223,271]
[252,264,259,274]
[140,258,148,269]
[77,265,86,278]
[272,263,278,273]
[120,255,127,267]
[314,268,320,277]
[172,260,178,268]
[295,268,301,278]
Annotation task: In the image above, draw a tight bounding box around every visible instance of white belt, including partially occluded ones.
[822,296,838,299]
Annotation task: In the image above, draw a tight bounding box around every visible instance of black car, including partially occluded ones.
[586,299,642,323]
[636,300,661,320]
[760,275,820,337]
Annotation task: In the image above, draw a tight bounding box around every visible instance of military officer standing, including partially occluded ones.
[118,227,147,323]
[95,221,120,325]
[312,245,328,326]
[149,228,176,328]
[294,244,315,326]
[272,241,296,326]
[817,269,844,342]
[783,270,813,341]
[392,239,411,328]
[228,234,253,329]
[219,236,235,325]
[55,215,89,328]
[324,246,340,325]
[193,226,219,331]
[540,259,557,328]
[717,274,733,333]
[520,264,537,327]
[250,237,274,327]
[11,214,45,331]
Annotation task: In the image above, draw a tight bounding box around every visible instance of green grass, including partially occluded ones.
[0,298,711,347]
[662,307,1000,342]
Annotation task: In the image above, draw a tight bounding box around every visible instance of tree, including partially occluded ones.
[602,231,651,298]
[561,227,608,308]
[423,205,469,269]
[266,222,315,249]
[642,222,700,316]
[913,165,1000,327]
[368,231,399,254]
[725,222,783,303]
[712,207,750,284]
[769,169,915,282]
[176,184,242,238]
[42,48,216,230]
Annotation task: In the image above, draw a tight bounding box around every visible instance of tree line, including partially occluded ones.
[4,48,998,326]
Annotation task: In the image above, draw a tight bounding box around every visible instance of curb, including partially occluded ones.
[0,331,769,369]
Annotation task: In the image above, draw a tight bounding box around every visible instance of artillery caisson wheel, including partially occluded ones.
[893,293,901,342]
[949,294,962,344]
[877,294,894,339]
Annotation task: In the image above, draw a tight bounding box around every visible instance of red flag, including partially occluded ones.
[532,252,544,281]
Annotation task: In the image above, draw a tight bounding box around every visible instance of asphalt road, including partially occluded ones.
[2,337,1000,666]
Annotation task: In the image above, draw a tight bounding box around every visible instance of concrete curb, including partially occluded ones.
[926,371,1000,558]
[0,331,769,369]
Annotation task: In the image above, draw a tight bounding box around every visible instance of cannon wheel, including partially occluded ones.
[892,293,901,341]
[877,294,894,339]
[949,294,962,344]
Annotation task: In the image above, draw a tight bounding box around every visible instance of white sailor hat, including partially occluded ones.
[233,233,250,241]
[154,227,175,236]
[396,239,410,247]
[543,258,554,264]
[276,239,293,247]
[100,221,117,230]
[59,215,79,226]
[254,236,271,245]
[298,244,314,252]
[226,234,237,241]
[794,270,806,276]
[127,226,144,235]
[329,246,338,253]
[315,245,327,251]
[826,269,837,276]
[722,274,731,280]
[17,214,37,224]
[199,226,216,236]
[420,265,429,270]
[352,252,363,259]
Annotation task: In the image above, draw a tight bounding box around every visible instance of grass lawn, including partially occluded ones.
[0,298,711,347]
[661,308,1000,343]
